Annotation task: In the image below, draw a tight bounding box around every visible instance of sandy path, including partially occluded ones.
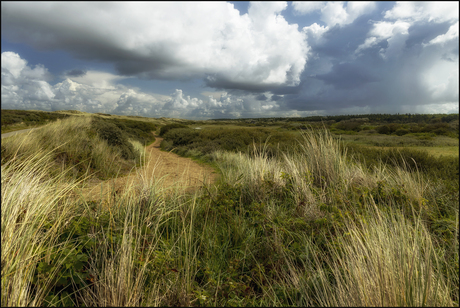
[78,135,218,203]
[1,128,38,139]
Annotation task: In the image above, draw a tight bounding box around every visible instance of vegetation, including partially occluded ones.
[1,109,70,133]
[1,111,458,307]
[2,115,156,180]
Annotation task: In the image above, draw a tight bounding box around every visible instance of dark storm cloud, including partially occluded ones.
[270,95,284,101]
[1,2,457,118]
[275,3,458,115]
[316,62,380,90]
[65,69,86,77]
[405,21,452,48]
[204,74,281,93]
[1,2,308,92]
[255,94,268,101]
[313,15,375,59]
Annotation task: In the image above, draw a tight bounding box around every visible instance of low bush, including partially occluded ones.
[159,123,189,136]
[102,118,156,145]
[91,118,136,161]
[335,121,362,132]
[377,123,401,134]
[161,126,300,160]
[394,128,410,136]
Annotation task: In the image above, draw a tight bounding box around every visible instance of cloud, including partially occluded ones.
[2,51,55,110]
[3,51,290,119]
[425,21,459,46]
[316,62,379,89]
[2,51,27,79]
[2,2,308,91]
[65,69,86,77]
[1,51,164,114]
[66,70,129,89]
[278,2,458,115]
[384,1,458,24]
[293,1,376,27]
[292,2,325,15]
[2,2,458,119]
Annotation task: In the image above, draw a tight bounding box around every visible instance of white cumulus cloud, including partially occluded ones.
[2,2,309,90]
[384,1,458,24]
[293,1,376,27]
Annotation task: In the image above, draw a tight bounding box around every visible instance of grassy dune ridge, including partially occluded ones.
[1,114,458,306]
[1,116,156,180]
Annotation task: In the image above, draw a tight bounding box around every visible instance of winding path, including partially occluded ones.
[1,128,38,139]
[78,135,218,203]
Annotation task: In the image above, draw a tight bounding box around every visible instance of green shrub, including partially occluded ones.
[159,123,188,136]
[335,121,362,132]
[91,118,136,160]
[377,123,400,134]
[394,128,410,136]
[103,118,156,145]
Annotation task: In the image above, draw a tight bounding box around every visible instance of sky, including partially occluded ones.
[1,1,458,119]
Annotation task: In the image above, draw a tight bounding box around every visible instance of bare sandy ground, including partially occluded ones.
[78,135,218,203]
[1,128,37,139]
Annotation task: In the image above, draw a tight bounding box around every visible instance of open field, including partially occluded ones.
[372,146,458,158]
[1,110,458,307]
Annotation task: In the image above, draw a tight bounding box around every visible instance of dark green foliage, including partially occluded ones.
[394,128,410,136]
[335,121,362,132]
[33,206,100,306]
[441,114,458,123]
[91,117,136,160]
[210,113,458,138]
[376,121,457,137]
[161,127,299,158]
[101,118,156,145]
[377,123,401,134]
[89,117,156,160]
[159,123,189,136]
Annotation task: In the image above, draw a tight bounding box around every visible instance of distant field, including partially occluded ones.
[372,146,459,157]
[188,124,284,130]
[338,133,459,147]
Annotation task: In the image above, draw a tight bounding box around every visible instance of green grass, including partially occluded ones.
[1,116,458,307]
[1,115,155,181]
[337,133,459,148]
[371,146,458,157]
[1,110,70,133]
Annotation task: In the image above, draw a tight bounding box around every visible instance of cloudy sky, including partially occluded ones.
[1,1,458,119]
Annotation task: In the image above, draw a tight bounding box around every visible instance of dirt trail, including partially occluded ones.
[79,135,218,203]
[1,128,38,139]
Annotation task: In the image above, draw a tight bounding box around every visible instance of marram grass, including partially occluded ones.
[1,123,457,306]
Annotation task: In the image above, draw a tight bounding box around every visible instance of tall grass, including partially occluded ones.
[209,129,457,306]
[1,150,80,306]
[286,202,454,306]
[1,121,457,306]
[1,116,143,180]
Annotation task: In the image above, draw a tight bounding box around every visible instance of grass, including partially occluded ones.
[1,116,157,181]
[374,146,458,157]
[337,133,459,148]
[1,117,458,306]
[1,109,70,133]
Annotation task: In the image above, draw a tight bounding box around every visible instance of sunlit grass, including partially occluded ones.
[1,118,457,306]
